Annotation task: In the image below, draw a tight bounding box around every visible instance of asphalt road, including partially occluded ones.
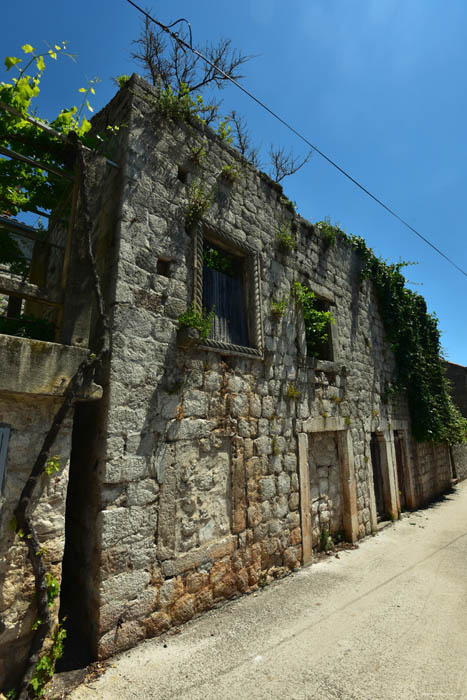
[71,481,467,700]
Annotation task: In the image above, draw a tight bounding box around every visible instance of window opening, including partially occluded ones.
[307,297,334,360]
[156,259,171,277]
[202,243,249,346]
[177,166,189,183]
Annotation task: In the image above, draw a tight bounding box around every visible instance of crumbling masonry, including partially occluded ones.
[0,75,462,687]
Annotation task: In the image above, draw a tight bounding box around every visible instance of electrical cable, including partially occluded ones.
[124,0,467,279]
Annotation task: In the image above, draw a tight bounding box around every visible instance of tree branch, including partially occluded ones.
[268,145,312,183]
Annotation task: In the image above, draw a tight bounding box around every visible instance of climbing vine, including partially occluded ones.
[0,43,99,217]
[0,44,111,699]
[315,220,467,444]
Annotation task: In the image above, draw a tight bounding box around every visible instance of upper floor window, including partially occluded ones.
[293,281,335,361]
[192,223,263,358]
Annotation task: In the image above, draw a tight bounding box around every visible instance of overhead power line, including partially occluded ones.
[124,0,467,280]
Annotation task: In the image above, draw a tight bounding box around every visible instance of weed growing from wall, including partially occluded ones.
[276,220,295,253]
[185,178,215,229]
[178,302,214,340]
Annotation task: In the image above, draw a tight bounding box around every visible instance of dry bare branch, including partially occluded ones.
[131,14,256,96]
[268,146,312,183]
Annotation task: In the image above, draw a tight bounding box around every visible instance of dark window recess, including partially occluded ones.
[157,259,171,277]
[306,297,334,361]
[202,244,249,346]
[370,433,386,521]
[177,166,189,183]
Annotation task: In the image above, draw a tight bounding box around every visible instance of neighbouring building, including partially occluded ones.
[0,75,458,689]
[446,362,467,481]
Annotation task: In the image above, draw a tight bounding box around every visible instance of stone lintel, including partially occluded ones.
[302,416,350,433]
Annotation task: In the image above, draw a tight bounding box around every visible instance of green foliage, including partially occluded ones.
[216,118,233,144]
[286,383,300,400]
[178,302,214,340]
[279,194,297,214]
[0,42,100,218]
[220,163,239,182]
[203,245,239,277]
[270,297,288,318]
[0,230,29,275]
[114,74,131,88]
[315,217,346,248]
[315,220,467,444]
[185,179,215,228]
[45,573,60,607]
[276,220,295,253]
[28,623,66,698]
[190,140,207,166]
[0,314,55,341]
[157,81,218,125]
[320,528,333,552]
[293,282,335,356]
[44,455,60,476]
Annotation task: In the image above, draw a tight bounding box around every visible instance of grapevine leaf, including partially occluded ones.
[5,56,22,71]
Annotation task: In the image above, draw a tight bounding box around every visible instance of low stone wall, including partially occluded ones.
[0,394,73,689]
[413,442,452,505]
[452,444,467,482]
[0,336,99,689]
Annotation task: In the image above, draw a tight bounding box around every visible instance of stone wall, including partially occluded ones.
[451,444,467,482]
[0,393,73,689]
[60,74,454,660]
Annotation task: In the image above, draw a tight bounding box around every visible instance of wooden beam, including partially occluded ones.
[0,272,61,307]
[0,145,74,181]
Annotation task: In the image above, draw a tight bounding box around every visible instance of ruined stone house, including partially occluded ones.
[0,74,458,688]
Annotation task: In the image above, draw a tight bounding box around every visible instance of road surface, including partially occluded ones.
[70,481,467,700]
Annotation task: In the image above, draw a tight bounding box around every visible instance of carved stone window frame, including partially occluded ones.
[193,222,263,358]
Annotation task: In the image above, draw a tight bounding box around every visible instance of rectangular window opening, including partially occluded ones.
[202,242,249,347]
[156,259,171,277]
[305,297,334,361]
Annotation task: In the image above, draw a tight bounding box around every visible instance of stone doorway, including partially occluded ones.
[394,431,406,510]
[308,431,343,547]
[298,422,358,565]
[370,433,386,521]
[57,403,98,670]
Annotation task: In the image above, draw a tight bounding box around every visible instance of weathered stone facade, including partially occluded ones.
[0,74,456,688]
[68,76,452,660]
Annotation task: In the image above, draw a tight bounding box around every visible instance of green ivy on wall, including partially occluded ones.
[315,220,467,444]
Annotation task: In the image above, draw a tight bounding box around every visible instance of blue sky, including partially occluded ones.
[3,1,467,364]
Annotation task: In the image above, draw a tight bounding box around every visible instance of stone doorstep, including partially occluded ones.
[376,519,393,532]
